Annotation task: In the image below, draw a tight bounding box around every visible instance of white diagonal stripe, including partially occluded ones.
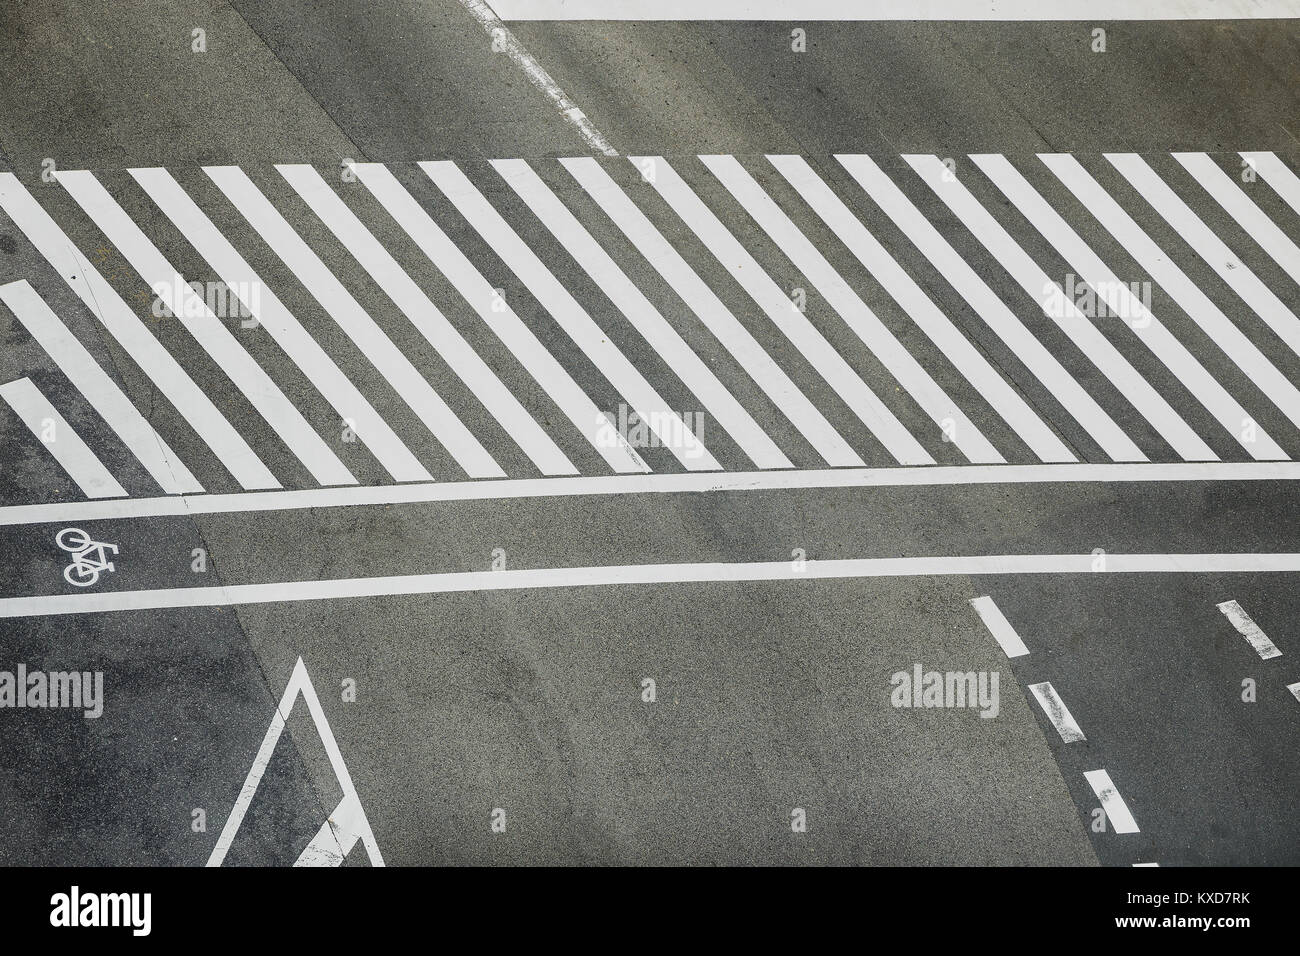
[1242,151,1300,220]
[1084,769,1140,833]
[0,173,278,490]
[279,163,576,477]
[495,158,788,469]
[835,153,1143,462]
[0,377,127,498]
[423,159,720,471]
[637,155,933,465]
[969,595,1030,658]
[770,154,1072,462]
[354,162,647,474]
[1027,681,1087,743]
[1217,599,1282,659]
[562,157,862,467]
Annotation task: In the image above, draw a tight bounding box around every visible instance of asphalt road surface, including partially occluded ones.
[1,0,1298,866]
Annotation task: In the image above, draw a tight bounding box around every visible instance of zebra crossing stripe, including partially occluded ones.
[768,154,1074,463]
[1043,153,1300,447]
[830,153,1141,462]
[561,157,863,467]
[637,155,934,465]
[974,153,1272,461]
[0,173,279,490]
[1242,151,1300,220]
[131,166,427,485]
[494,158,790,470]
[57,169,358,487]
[898,154,1209,462]
[0,376,127,499]
[352,162,648,474]
[423,159,721,471]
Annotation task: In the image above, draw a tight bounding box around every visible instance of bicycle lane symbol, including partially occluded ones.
[56,527,120,588]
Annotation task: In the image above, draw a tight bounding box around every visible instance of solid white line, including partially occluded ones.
[704,154,1001,464]
[205,165,489,480]
[898,154,1201,462]
[973,153,1258,461]
[969,595,1030,658]
[495,158,789,469]
[485,0,1300,19]
[423,159,721,471]
[277,163,574,477]
[1217,599,1282,659]
[132,166,422,485]
[5,552,1300,619]
[1084,769,1140,834]
[1043,153,1300,446]
[0,281,200,495]
[0,377,127,499]
[455,0,617,156]
[833,154,1141,462]
[354,162,647,474]
[639,155,933,465]
[1175,152,1300,291]
[57,170,355,487]
[769,155,1071,462]
[1243,151,1300,220]
[0,174,276,489]
[2,461,1299,527]
[942,154,1216,461]
[1108,153,1300,362]
[562,157,862,467]
[1027,681,1087,742]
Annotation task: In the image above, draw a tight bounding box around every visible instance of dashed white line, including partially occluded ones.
[1217,600,1282,659]
[1027,681,1087,743]
[969,595,1030,658]
[1287,681,1300,704]
[1084,769,1141,834]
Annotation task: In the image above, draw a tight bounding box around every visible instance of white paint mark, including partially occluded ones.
[1,461,1299,528]
[0,378,127,499]
[1133,862,1160,867]
[1217,599,1282,659]
[1288,681,1300,703]
[456,0,617,155]
[1243,151,1300,220]
[969,595,1030,658]
[208,657,383,867]
[1028,681,1087,742]
[484,0,1300,19]
[5,552,1300,620]
[0,282,199,495]
[1084,768,1140,834]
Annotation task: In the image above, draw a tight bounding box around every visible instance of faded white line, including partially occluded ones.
[1028,681,1087,742]
[1084,769,1140,834]
[5,553,1300,619]
[456,0,617,155]
[485,0,1300,19]
[969,595,1030,658]
[1217,599,1282,659]
[1288,681,1300,703]
[2,461,1300,527]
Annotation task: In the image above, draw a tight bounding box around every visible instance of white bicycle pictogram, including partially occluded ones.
[56,527,120,588]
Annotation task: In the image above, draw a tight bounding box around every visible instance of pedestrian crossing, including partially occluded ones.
[1,150,1298,503]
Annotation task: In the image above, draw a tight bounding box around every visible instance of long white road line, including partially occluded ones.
[4,552,1300,619]
[0,281,201,495]
[2,461,1300,528]
[0,174,278,490]
[0,377,127,499]
[484,0,1300,19]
